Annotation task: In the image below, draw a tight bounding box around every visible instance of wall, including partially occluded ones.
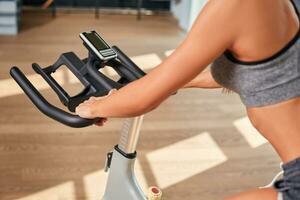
[0,0,20,35]
[171,0,208,31]
[23,0,171,10]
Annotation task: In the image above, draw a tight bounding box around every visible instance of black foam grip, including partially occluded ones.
[10,67,99,128]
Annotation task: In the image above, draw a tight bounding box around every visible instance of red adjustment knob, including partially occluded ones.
[148,186,162,200]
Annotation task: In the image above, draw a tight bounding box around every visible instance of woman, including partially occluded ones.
[42,0,54,9]
[76,0,300,199]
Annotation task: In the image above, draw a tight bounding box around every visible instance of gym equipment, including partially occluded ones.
[10,31,162,200]
[79,31,118,61]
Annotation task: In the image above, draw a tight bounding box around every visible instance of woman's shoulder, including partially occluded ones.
[199,0,244,29]
[203,0,243,12]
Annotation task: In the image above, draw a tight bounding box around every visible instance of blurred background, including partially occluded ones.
[0,1,280,200]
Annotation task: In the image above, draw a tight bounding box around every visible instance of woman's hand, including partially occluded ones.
[75,89,117,126]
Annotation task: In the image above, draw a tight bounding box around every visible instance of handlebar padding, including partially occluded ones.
[112,46,146,78]
[10,67,99,128]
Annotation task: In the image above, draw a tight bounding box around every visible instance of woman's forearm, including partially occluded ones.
[93,83,154,118]
[92,68,222,118]
[93,64,177,118]
[184,69,222,89]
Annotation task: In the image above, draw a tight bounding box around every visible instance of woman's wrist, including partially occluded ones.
[93,99,109,118]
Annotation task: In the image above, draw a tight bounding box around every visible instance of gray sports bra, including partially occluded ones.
[211,0,300,107]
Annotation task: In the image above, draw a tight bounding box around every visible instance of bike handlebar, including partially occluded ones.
[10,67,99,128]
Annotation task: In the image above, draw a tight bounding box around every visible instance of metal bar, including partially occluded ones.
[95,0,100,19]
[52,0,56,18]
[137,0,143,20]
[73,0,77,7]
[118,116,144,154]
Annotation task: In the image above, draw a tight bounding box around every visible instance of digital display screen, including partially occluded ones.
[83,32,110,51]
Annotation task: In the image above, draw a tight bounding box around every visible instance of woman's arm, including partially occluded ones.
[183,69,222,89]
[42,0,54,9]
[75,0,239,118]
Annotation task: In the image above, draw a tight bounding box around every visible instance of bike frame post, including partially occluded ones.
[118,115,144,154]
[102,115,147,200]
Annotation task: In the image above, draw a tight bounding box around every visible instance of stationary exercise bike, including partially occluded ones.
[10,31,162,200]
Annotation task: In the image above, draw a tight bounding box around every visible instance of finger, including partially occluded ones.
[95,121,104,126]
[108,89,117,95]
[96,117,108,125]
[83,99,94,104]
[94,96,106,100]
[87,97,98,102]
[88,89,117,102]
[81,101,93,107]
[85,97,99,104]
[75,105,94,119]
[92,89,117,100]
[95,120,106,126]
[88,96,103,101]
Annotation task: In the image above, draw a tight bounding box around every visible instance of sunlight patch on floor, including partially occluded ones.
[131,53,161,70]
[83,159,148,200]
[146,132,227,189]
[0,70,66,98]
[15,181,75,200]
[83,168,108,200]
[233,117,268,148]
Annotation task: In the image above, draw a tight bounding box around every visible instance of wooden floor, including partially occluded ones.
[0,11,281,200]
